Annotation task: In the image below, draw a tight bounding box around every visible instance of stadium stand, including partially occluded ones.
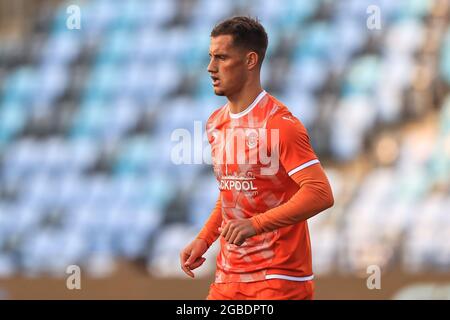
[0,0,449,279]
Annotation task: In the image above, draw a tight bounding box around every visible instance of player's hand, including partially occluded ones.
[180,238,208,278]
[221,219,257,246]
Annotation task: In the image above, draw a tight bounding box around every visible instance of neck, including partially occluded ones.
[227,81,263,115]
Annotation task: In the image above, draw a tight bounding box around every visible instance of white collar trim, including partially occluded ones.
[228,90,267,119]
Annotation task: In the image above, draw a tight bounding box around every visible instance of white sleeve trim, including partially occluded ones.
[265,274,314,282]
[288,159,320,176]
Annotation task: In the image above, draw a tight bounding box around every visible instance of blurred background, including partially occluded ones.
[0,0,449,299]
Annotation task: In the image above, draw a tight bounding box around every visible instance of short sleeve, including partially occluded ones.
[268,113,319,177]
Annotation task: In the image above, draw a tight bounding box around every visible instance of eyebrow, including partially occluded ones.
[209,53,228,58]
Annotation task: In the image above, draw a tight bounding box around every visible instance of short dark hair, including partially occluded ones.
[211,16,268,67]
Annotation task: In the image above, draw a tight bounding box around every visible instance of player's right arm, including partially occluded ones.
[180,195,222,278]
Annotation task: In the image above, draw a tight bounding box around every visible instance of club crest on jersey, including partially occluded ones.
[246,129,258,149]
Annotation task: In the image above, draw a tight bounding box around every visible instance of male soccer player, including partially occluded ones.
[179,16,334,300]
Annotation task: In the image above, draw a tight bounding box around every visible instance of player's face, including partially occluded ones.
[207,35,248,96]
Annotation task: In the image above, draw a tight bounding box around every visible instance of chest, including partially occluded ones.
[210,125,280,179]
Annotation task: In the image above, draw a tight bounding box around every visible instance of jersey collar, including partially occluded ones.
[228,90,267,119]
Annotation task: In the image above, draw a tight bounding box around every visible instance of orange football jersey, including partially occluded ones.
[206,90,319,283]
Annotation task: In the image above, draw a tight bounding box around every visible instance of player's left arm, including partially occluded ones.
[249,162,334,234]
[221,113,334,245]
[221,164,334,245]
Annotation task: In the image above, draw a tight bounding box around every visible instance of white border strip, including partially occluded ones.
[229,90,267,119]
[265,274,314,282]
[288,159,320,176]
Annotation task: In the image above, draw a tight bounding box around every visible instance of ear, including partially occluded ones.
[246,51,259,70]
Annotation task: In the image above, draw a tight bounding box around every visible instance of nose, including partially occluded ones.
[207,58,216,74]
